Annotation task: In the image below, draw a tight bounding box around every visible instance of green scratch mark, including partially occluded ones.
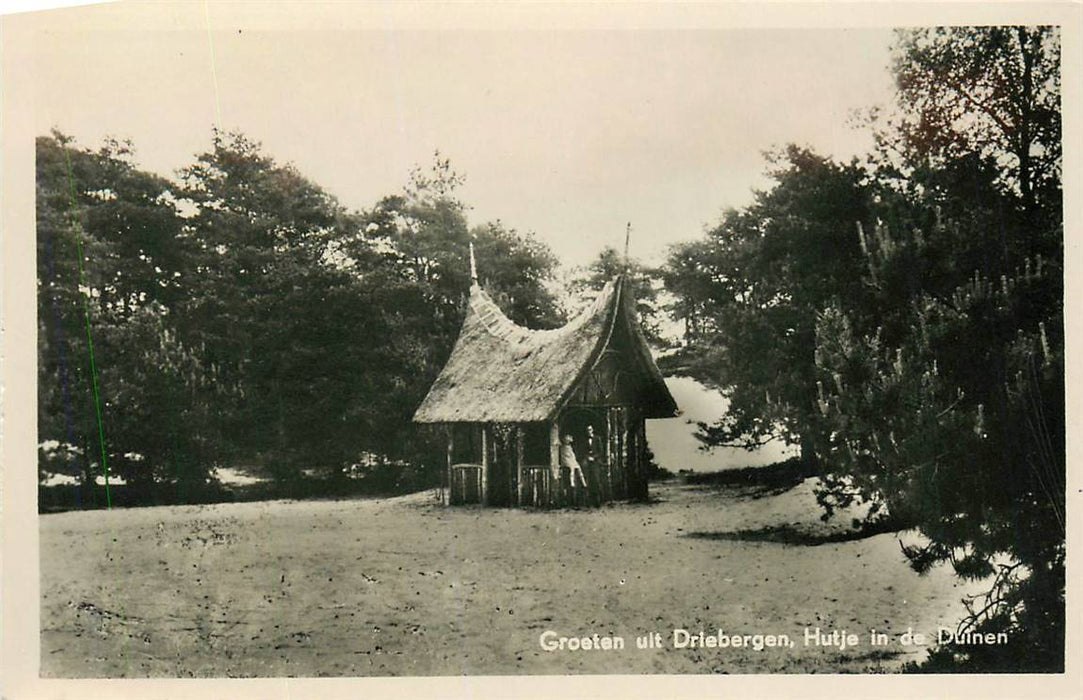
[62,146,112,508]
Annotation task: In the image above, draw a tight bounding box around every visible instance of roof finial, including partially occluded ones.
[469,237,478,285]
[624,221,632,272]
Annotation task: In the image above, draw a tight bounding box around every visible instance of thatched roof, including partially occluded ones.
[413,276,678,424]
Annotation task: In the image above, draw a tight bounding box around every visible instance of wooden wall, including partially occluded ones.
[445,408,649,507]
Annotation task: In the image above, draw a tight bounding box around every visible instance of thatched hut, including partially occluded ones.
[413,274,678,507]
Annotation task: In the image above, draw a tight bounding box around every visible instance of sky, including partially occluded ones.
[28,3,899,269]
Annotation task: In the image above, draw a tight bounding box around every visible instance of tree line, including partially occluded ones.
[38,134,568,496]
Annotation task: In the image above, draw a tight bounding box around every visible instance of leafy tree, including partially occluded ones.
[173,130,364,483]
[36,131,211,491]
[662,26,1064,671]
[95,308,229,488]
[660,237,720,345]
[572,245,665,343]
[886,26,1061,215]
[811,26,1064,671]
[37,131,102,487]
[471,221,563,329]
[812,214,1063,670]
[662,146,873,465]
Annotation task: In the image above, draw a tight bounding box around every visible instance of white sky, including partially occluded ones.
[29,4,898,269]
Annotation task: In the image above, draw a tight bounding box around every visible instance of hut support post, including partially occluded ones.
[516,427,524,507]
[549,421,560,478]
[623,409,632,502]
[549,420,561,506]
[481,425,489,506]
[628,412,647,501]
[445,426,454,506]
[606,414,615,501]
[639,416,649,499]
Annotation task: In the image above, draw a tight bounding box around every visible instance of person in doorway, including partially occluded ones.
[559,433,588,497]
[584,424,603,506]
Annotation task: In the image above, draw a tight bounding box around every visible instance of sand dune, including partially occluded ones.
[40,478,985,677]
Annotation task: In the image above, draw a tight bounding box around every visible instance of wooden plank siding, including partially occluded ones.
[515,427,524,506]
[480,426,489,506]
[449,464,483,505]
[443,404,654,507]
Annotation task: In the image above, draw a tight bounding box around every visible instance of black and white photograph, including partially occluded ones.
[1,1,1080,697]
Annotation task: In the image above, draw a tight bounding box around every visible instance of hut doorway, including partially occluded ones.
[519,422,554,506]
[560,406,609,506]
[449,424,484,504]
[487,424,517,507]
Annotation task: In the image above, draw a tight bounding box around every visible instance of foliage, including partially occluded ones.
[886,26,1061,213]
[571,245,665,343]
[842,26,1063,670]
[37,136,564,492]
[811,214,1063,669]
[662,26,1064,670]
[36,131,209,489]
[662,146,873,465]
[173,130,367,481]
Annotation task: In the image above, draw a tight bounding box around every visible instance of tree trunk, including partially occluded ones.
[1016,26,1035,215]
[799,432,820,475]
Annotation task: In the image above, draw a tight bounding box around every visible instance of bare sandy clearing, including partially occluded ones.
[40,479,984,677]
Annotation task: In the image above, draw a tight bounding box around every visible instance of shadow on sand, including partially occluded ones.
[684,519,905,547]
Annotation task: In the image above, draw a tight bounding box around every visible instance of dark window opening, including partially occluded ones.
[451,424,482,464]
[521,423,550,465]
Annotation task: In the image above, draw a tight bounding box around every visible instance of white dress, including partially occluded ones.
[560,443,587,488]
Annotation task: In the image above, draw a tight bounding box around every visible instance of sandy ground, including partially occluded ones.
[40,478,986,677]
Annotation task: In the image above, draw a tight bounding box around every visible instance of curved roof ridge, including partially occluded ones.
[467,286,534,345]
[468,280,617,348]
